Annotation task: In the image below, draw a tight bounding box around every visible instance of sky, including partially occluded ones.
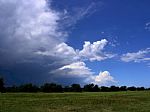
[0,0,150,87]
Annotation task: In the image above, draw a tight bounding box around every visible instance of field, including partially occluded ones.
[1,91,150,112]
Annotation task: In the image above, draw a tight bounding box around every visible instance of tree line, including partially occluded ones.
[0,77,150,93]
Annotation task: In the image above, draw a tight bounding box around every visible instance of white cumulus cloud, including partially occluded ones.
[36,39,115,62]
[92,71,116,85]
[53,61,93,78]
[53,63,116,85]
[121,48,150,63]
[79,39,115,61]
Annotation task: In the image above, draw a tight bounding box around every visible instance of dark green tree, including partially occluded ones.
[93,85,100,92]
[64,86,71,92]
[83,84,100,92]
[110,86,120,92]
[100,86,110,92]
[41,83,63,93]
[83,84,95,92]
[71,84,82,92]
[0,77,4,93]
[127,86,137,91]
[6,85,19,92]
[137,87,145,91]
[19,83,39,92]
[120,86,127,91]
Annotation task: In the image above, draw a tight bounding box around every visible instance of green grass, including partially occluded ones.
[1,91,150,112]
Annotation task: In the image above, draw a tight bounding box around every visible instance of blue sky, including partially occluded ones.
[0,0,150,87]
[51,0,150,86]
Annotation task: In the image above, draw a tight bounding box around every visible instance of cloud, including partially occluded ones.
[37,39,115,62]
[0,0,116,86]
[52,62,116,86]
[145,22,150,31]
[79,39,115,61]
[0,0,68,85]
[36,42,79,64]
[35,39,116,85]
[52,61,93,78]
[0,0,67,66]
[59,1,103,28]
[91,71,116,86]
[121,48,150,63]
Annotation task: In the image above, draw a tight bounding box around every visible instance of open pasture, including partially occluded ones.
[1,91,150,112]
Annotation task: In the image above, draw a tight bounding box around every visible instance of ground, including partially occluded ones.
[1,91,150,112]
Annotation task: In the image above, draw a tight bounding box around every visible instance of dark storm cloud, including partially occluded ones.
[0,0,116,86]
[0,0,68,85]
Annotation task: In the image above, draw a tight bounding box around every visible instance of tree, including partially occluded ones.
[147,88,150,90]
[19,83,39,92]
[83,84,94,92]
[0,77,4,93]
[71,84,82,92]
[127,86,136,91]
[110,86,120,92]
[64,86,71,92]
[120,86,127,91]
[137,87,145,91]
[41,83,63,93]
[100,86,110,92]
[6,85,19,92]
[93,85,100,92]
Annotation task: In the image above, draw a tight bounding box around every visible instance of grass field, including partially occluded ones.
[1,91,150,112]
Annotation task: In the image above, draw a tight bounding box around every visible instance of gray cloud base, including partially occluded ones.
[0,0,116,86]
